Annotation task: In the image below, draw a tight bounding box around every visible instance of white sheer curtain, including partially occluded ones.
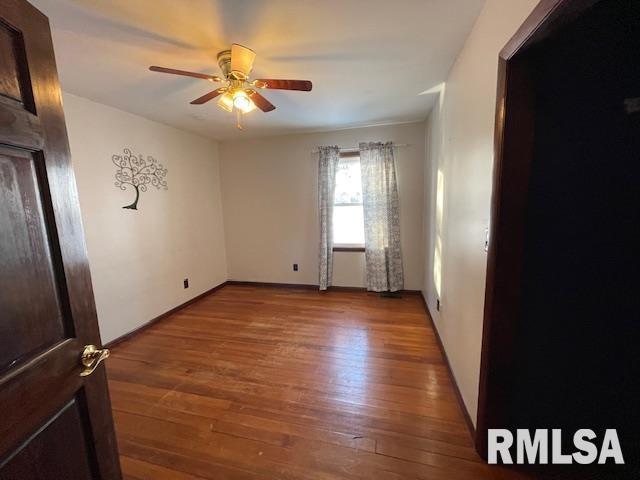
[318,146,340,290]
[359,142,404,292]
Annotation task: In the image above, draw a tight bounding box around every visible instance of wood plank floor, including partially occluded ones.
[106,285,527,479]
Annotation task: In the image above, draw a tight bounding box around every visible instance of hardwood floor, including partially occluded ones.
[106,285,527,479]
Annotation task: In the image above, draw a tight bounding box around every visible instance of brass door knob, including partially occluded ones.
[80,345,110,377]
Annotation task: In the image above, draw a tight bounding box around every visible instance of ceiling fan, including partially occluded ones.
[149,44,312,129]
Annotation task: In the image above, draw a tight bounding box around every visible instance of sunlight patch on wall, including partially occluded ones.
[433,169,445,298]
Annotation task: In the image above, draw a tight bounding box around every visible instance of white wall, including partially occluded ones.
[220,122,425,290]
[62,93,227,343]
[422,0,538,425]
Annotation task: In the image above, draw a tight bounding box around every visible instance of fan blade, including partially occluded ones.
[230,44,256,78]
[254,79,312,91]
[149,66,221,82]
[248,90,276,112]
[190,89,225,105]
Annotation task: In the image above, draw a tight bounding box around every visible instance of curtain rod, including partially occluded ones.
[311,143,410,154]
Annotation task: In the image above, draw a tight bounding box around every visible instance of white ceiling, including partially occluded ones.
[30,0,485,140]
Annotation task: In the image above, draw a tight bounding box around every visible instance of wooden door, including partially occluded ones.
[0,0,121,478]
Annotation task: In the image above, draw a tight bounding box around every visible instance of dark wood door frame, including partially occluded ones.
[475,0,601,458]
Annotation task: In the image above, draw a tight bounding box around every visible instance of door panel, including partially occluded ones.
[0,0,121,478]
[0,146,70,371]
[0,339,81,460]
[0,25,23,103]
[0,19,33,108]
[1,397,96,480]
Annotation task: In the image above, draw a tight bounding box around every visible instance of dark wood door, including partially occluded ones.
[0,0,121,478]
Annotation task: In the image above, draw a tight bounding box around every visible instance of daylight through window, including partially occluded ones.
[333,156,365,246]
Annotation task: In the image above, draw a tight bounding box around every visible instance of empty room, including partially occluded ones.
[0,0,638,479]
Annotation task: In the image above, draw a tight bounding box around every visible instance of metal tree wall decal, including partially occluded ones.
[113,148,168,210]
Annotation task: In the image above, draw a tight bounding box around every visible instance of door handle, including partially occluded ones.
[80,345,110,377]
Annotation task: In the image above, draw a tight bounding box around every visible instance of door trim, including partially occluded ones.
[475,0,601,458]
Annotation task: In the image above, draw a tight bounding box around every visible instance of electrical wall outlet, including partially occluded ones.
[293,263,299,272]
[183,278,189,289]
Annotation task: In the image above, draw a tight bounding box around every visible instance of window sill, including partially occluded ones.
[333,246,365,252]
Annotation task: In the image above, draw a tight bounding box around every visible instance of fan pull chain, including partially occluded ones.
[236,109,243,129]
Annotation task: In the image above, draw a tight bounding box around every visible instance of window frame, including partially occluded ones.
[332,151,365,251]
[333,245,365,252]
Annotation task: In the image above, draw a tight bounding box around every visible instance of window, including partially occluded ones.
[333,155,365,248]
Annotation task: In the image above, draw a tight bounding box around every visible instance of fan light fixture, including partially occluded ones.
[232,90,255,113]
[233,90,256,113]
[217,92,234,112]
[216,89,255,115]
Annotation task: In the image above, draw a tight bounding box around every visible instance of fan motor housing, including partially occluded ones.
[217,49,232,78]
